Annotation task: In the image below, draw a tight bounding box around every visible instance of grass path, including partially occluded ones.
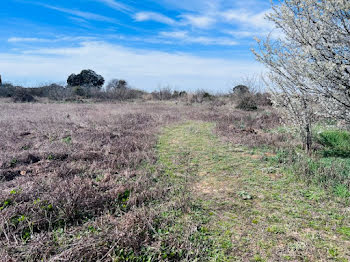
[157,121,350,261]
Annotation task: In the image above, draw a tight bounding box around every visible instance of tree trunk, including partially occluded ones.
[305,122,312,154]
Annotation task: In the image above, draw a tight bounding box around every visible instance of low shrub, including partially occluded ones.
[0,84,16,97]
[193,90,213,103]
[12,88,36,103]
[152,87,173,100]
[255,92,272,106]
[236,95,258,111]
[317,130,350,157]
[72,86,86,97]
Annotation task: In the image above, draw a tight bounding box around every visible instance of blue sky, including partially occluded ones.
[0,0,275,92]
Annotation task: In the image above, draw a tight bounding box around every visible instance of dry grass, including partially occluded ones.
[0,102,190,261]
[0,100,294,261]
[191,105,286,148]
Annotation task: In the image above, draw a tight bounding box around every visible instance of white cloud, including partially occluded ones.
[221,9,273,30]
[8,37,50,43]
[40,4,117,23]
[159,31,237,46]
[181,14,215,29]
[95,0,132,13]
[8,36,97,44]
[134,12,176,25]
[219,8,284,40]
[0,41,264,91]
[160,31,188,39]
[224,30,268,39]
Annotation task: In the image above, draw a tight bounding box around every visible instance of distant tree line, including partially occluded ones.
[0,69,272,110]
[0,69,145,102]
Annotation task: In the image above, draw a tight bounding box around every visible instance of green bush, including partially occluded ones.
[317,130,350,157]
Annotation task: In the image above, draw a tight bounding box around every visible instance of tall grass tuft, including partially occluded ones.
[317,130,350,157]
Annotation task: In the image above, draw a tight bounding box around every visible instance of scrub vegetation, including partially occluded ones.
[1,1,350,259]
[0,98,349,261]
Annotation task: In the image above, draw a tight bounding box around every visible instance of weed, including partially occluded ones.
[10,158,17,167]
[62,136,72,144]
[267,225,285,234]
[334,184,350,198]
[337,227,350,239]
[0,199,12,210]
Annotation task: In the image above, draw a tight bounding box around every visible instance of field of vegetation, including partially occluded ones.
[1,0,349,260]
[1,96,349,261]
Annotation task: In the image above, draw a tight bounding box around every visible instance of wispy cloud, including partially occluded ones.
[221,9,273,30]
[159,31,237,46]
[180,14,215,29]
[8,36,97,44]
[95,0,132,13]
[224,30,267,39]
[40,4,117,23]
[134,12,176,25]
[8,37,50,43]
[216,8,282,40]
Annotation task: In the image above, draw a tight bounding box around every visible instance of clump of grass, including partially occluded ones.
[317,130,350,157]
[270,148,350,197]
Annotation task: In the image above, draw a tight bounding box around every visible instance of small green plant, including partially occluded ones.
[238,191,253,200]
[337,227,350,238]
[21,145,30,150]
[62,136,72,144]
[253,254,266,262]
[17,215,27,222]
[117,190,131,210]
[10,158,17,167]
[88,226,98,233]
[267,225,285,234]
[11,215,28,227]
[44,204,54,211]
[118,190,130,203]
[10,189,19,195]
[334,184,350,198]
[22,228,31,241]
[328,247,339,258]
[0,199,12,210]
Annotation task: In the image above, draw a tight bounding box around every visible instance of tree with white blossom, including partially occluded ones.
[253,0,350,152]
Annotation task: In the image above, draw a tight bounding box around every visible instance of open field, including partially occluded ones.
[1,101,349,261]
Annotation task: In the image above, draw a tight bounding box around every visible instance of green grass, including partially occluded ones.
[156,121,350,261]
[317,130,350,157]
[271,147,350,197]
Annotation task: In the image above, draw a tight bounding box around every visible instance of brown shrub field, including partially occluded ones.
[0,101,288,261]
